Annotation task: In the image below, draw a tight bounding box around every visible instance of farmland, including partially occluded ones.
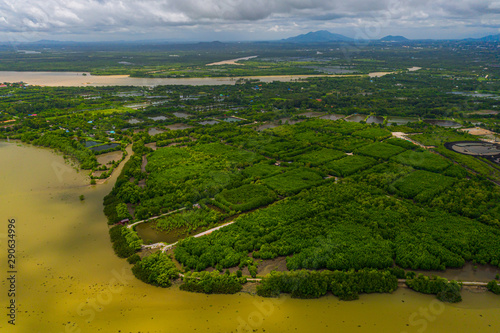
[2,42,500,304]
[95,116,500,301]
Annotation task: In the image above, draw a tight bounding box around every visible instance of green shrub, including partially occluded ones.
[180,271,245,294]
[257,269,397,300]
[109,225,142,258]
[406,274,462,303]
[215,184,277,212]
[127,254,141,264]
[487,281,500,295]
[132,252,179,287]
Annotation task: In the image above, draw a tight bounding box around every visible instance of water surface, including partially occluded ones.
[89,143,120,152]
[345,114,367,122]
[165,123,194,130]
[387,117,419,125]
[424,119,462,128]
[366,115,385,124]
[320,114,345,121]
[173,112,191,119]
[0,71,399,87]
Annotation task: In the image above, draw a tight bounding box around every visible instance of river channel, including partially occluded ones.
[0,71,397,87]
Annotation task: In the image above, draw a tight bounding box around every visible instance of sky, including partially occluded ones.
[0,0,499,42]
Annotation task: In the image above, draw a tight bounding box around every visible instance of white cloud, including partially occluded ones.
[0,0,498,39]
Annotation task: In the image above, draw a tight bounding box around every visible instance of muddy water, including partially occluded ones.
[320,114,345,121]
[298,112,325,118]
[387,117,419,125]
[134,220,185,244]
[1,71,399,87]
[424,119,462,128]
[165,123,193,130]
[345,114,368,122]
[1,141,499,333]
[412,262,500,283]
[366,115,385,124]
[148,128,165,136]
[96,151,123,165]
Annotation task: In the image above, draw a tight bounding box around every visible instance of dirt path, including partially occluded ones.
[391,132,434,149]
[128,207,186,229]
[156,221,235,252]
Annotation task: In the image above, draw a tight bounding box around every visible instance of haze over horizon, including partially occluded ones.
[1,0,499,43]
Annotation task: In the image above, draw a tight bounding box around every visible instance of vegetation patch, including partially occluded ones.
[352,127,392,141]
[215,184,277,212]
[291,148,346,166]
[406,274,462,303]
[390,170,455,202]
[242,163,282,179]
[109,225,143,258]
[355,142,405,160]
[180,271,246,294]
[262,168,325,196]
[154,206,223,234]
[132,252,179,287]
[257,269,398,300]
[191,142,264,165]
[391,150,451,172]
[487,281,500,295]
[324,155,377,177]
[385,137,419,150]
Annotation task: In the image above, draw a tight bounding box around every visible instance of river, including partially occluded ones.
[0,70,400,87]
[0,142,499,333]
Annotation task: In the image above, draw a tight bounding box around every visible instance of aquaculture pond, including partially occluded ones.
[387,117,419,125]
[366,115,385,124]
[345,114,367,122]
[84,140,101,147]
[89,143,120,152]
[424,119,462,128]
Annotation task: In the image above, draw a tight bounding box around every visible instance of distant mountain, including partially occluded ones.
[282,30,353,43]
[476,34,500,41]
[380,35,409,42]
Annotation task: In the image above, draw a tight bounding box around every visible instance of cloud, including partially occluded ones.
[0,0,498,39]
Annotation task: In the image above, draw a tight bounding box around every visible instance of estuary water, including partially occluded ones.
[0,71,391,87]
[0,141,499,333]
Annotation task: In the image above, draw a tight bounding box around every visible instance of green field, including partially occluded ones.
[292,148,346,166]
[324,155,377,177]
[355,142,405,160]
[215,184,277,212]
[262,168,325,196]
[391,170,456,202]
[391,150,451,172]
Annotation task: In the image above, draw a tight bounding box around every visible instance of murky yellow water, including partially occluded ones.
[1,141,499,333]
[0,71,389,87]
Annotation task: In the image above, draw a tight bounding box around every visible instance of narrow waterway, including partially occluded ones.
[0,141,499,333]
